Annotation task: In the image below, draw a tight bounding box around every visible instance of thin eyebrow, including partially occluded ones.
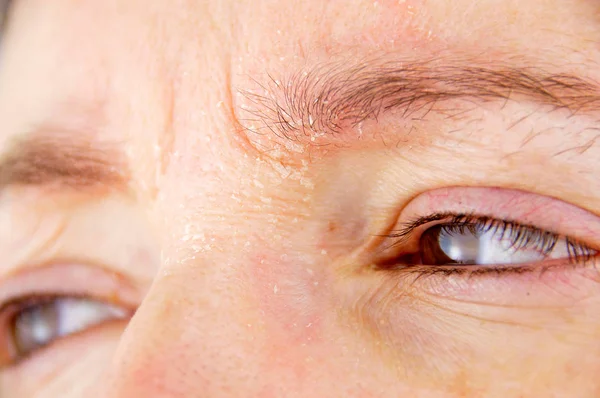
[0,130,130,193]
[240,57,600,141]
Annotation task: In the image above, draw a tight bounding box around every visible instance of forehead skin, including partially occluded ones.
[1,0,600,397]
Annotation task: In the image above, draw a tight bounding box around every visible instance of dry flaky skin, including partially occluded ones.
[0,0,600,397]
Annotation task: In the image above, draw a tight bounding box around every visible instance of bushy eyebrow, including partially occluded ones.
[240,57,600,141]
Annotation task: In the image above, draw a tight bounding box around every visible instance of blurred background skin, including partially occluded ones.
[1,0,600,397]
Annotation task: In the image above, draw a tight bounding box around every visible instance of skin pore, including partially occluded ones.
[1,0,600,397]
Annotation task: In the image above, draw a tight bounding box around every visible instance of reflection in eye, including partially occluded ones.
[8,297,129,362]
[392,214,596,267]
[426,224,591,265]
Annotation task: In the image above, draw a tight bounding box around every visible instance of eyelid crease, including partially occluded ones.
[0,263,142,320]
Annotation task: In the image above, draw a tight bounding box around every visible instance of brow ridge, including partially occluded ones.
[240,57,600,142]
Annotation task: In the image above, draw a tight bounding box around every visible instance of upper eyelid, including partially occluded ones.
[394,187,600,250]
[394,213,559,239]
[0,193,158,293]
[0,263,141,316]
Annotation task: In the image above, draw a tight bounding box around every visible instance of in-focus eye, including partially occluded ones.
[3,297,129,365]
[393,214,597,267]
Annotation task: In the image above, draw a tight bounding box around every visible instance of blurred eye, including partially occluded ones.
[4,297,129,364]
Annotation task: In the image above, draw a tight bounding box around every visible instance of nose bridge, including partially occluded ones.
[103,106,316,395]
[105,260,265,397]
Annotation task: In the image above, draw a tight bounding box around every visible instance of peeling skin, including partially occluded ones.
[2,0,600,397]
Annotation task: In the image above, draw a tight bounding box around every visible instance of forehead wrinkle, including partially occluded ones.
[238,55,600,146]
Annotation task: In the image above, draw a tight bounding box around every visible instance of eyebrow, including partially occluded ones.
[240,56,600,140]
[0,0,11,35]
[0,131,130,193]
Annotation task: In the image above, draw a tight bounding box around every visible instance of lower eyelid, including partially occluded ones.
[392,256,600,304]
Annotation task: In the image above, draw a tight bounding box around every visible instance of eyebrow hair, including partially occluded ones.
[240,56,600,141]
[0,0,12,35]
[0,131,130,193]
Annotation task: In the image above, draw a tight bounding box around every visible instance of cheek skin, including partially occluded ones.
[251,252,324,341]
[247,250,395,396]
[245,236,438,396]
[360,272,600,396]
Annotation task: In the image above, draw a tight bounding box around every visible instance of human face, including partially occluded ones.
[1,1,600,397]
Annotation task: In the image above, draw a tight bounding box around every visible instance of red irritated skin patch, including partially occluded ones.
[247,248,327,364]
[5,0,600,397]
[249,251,324,339]
[245,248,406,397]
[319,0,438,53]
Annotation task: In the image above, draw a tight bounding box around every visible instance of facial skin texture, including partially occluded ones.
[1,0,600,397]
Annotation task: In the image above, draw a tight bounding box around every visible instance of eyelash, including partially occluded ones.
[378,212,596,276]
